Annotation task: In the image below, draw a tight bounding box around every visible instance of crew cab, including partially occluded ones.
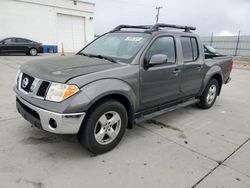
[14,24,233,154]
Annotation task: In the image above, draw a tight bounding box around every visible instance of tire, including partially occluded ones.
[29,48,38,56]
[197,79,219,109]
[78,99,128,154]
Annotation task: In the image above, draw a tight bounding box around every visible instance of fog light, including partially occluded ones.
[49,118,57,129]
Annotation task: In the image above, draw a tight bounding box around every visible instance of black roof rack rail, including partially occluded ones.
[110,23,196,33]
[110,25,152,32]
[150,23,196,32]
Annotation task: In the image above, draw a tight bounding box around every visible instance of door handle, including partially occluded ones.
[172,69,181,75]
[197,65,203,71]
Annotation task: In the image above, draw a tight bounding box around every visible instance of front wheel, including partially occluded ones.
[78,99,128,154]
[29,48,38,56]
[197,79,219,109]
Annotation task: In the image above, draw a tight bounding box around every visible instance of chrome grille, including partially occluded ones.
[36,81,50,97]
[18,72,50,99]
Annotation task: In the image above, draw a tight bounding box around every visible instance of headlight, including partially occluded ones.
[46,83,79,102]
[15,70,21,86]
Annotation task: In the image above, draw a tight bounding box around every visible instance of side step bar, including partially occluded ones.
[134,98,200,124]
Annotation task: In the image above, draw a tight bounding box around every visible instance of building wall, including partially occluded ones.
[201,35,250,57]
[0,0,95,52]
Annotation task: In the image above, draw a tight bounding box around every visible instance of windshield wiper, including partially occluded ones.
[78,52,89,56]
[79,53,118,63]
[94,55,118,63]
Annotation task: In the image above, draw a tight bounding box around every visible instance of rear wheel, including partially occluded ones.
[78,99,128,154]
[29,48,38,56]
[197,79,219,109]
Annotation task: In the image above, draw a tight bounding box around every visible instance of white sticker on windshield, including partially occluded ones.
[125,37,143,42]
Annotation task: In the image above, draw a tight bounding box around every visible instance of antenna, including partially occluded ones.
[155,6,163,24]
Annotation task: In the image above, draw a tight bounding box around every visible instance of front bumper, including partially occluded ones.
[16,95,85,134]
[38,46,44,53]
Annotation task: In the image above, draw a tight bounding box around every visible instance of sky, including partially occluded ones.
[93,0,250,36]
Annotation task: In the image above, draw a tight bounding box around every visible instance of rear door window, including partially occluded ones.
[181,37,199,62]
[16,38,29,44]
[191,38,198,60]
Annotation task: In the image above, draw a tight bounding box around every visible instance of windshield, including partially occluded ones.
[79,33,150,63]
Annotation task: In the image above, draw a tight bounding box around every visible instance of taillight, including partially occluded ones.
[37,43,42,48]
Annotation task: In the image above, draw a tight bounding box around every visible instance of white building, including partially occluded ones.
[0,0,95,52]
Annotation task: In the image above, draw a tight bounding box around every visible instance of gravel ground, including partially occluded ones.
[234,56,250,71]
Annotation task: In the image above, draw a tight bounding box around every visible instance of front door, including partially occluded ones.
[140,36,181,110]
[0,38,18,53]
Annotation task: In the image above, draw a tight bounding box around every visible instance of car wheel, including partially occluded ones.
[78,99,128,154]
[197,79,219,109]
[29,48,38,56]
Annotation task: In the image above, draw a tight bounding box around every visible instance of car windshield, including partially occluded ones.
[79,33,150,63]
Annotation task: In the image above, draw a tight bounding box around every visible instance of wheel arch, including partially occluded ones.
[83,93,134,129]
[211,74,222,95]
[198,66,223,96]
[81,79,137,129]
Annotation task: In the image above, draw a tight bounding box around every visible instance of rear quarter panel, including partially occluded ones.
[206,56,232,82]
[198,56,232,96]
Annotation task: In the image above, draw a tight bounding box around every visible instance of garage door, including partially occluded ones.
[57,14,86,53]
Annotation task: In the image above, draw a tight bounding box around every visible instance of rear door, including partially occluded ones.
[140,36,182,109]
[180,36,204,96]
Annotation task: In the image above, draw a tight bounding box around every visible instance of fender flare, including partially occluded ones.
[81,78,137,113]
[198,66,223,96]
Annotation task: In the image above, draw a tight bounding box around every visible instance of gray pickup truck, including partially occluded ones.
[14,24,233,154]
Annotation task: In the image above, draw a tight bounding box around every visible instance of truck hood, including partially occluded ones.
[20,55,123,83]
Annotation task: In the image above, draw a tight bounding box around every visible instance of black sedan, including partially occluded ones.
[0,37,43,56]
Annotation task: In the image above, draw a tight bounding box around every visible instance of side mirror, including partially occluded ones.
[148,54,168,66]
[1,41,5,45]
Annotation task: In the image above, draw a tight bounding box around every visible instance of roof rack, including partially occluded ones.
[110,25,152,32]
[151,23,196,32]
[110,23,196,33]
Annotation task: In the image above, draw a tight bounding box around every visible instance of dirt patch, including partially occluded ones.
[16,178,45,188]
[20,137,61,145]
[178,133,187,139]
[235,177,241,181]
[233,57,250,70]
[146,119,182,132]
